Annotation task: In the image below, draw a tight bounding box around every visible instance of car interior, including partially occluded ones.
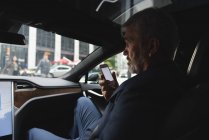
[0,0,209,140]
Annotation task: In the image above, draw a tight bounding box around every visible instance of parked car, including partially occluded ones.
[49,65,72,78]
[0,0,209,140]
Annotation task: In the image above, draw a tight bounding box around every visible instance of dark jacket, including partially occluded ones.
[36,59,50,75]
[1,61,20,75]
[90,62,185,140]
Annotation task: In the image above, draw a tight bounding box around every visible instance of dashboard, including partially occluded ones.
[0,75,82,140]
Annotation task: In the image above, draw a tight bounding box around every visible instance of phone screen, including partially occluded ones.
[101,66,114,81]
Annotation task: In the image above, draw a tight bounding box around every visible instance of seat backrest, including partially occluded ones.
[160,32,209,139]
[160,84,209,140]
[186,33,209,87]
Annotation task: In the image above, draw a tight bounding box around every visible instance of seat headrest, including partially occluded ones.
[187,34,209,85]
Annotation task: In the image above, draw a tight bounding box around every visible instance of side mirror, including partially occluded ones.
[0,30,26,45]
[88,73,99,81]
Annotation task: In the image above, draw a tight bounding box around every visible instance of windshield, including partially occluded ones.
[0,24,134,82]
[0,25,100,78]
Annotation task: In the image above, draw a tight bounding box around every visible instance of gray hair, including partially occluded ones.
[122,7,179,59]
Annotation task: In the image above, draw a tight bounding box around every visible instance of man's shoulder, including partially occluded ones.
[116,63,183,97]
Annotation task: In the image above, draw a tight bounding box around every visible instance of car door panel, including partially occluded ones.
[15,92,82,140]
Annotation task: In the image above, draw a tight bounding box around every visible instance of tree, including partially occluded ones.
[104,56,116,70]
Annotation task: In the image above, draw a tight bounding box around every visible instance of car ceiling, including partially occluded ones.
[0,0,143,49]
[0,0,208,48]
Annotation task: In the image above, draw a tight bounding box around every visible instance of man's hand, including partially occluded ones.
[99,72,119,101]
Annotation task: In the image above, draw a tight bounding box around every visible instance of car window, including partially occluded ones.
[0,25,132,80]
[81,54,136,85]
[58,67,69,70]
[0,25,100,78]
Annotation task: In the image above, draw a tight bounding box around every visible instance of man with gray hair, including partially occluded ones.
[28,7,184,140]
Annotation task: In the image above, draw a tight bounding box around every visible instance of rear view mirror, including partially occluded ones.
[0,30,26,45]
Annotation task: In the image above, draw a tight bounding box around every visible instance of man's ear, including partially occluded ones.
[148,38,160,57]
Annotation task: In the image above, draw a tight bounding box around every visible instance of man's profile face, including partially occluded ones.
[122,25,147,74]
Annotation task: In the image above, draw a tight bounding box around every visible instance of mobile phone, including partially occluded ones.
[99,64,114,81]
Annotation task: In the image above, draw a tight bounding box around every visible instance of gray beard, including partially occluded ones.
[128,63,138,74]
[128,58,145,74]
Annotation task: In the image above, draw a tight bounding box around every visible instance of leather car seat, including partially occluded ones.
[186,33,209,88]
[160,32,209,140]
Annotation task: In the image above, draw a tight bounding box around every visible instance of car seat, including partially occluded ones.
[186,33,209,88]
[160,32,209,140]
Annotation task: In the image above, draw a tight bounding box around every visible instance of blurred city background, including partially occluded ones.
[0,25,130,84]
